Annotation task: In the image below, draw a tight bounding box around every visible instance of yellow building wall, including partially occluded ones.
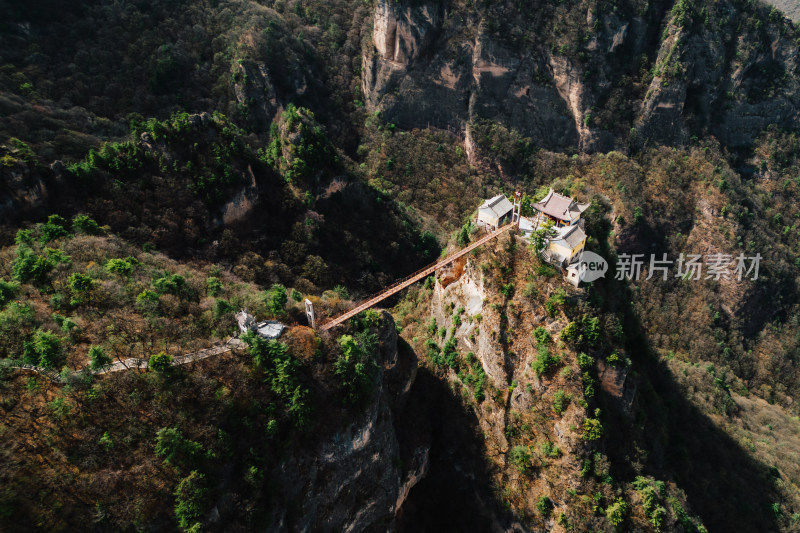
[548,238,586,263]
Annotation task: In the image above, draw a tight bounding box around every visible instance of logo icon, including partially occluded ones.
[576,251,608,282]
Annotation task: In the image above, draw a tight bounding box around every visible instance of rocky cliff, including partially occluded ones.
[362,0,800,154]
[265,312,427,532]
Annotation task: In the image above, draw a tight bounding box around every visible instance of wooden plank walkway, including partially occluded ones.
[2,337,247,383]
[320,223,514,332]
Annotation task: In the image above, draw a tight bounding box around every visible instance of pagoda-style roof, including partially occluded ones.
[532,189,589,222]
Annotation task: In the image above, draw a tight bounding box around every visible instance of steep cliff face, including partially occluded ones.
[362,0,800,154]
[395,237,628,530]
[267,312,427,532]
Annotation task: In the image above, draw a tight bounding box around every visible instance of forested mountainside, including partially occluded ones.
[2,0,800,531]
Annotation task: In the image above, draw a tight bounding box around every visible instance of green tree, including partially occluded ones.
[99,431,114,450]
[531,219,555,253]
[105,258,134,277]
[537,495,554,516]
[457,221,473,247]
[533,326,552,345]
[72,214,101,235]
[174,471,206,532]
[606,497,628,527]
[154,274,189,298]
[335,332,378,405]
[149,352,173,374]
[0,279,19,307]
[32,330,64,369]
[69,272,95,305]
[582,417,604,440]
[88,346,112,370]
[531,345,560,376]
[206,276,223,296]
[12,245,57,283]
[154,427,205,470]
[136,289,160,315]
[40,214,71,243]
[553,390,570,414]
[15,229,33,245]
[266,283,288,315]
[509,445,532,473]
[545,288,567,316]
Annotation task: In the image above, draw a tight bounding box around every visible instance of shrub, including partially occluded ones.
[522,282,538,300]
[633,206,644,225]
[545,289,567,316]
[606,497,628,526]
[540,441,561,458]
[532,345,560,376]
[553,389,571,414]
[426,318,437,336]
[537,495,554,516]
[581,417,604,440]
[536,262,558,277]
[213,299,234,319]
[0,279,19,307]
[332,284,350,299]
[533,326,552,345]
[509,445,532,473]
[561,315,600,348]
[500,282,515,297]
[582,371,596,398]
[48,397,72,419]
[290,288,302,302]
[441,337,459,368]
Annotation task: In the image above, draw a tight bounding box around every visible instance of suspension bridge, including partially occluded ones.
[319,223,515,332]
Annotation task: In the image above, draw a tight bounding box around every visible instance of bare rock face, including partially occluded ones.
[232,59,280,131]
[431,258,508,389]
[0,152,49,224]
[363,0,800,154]
[596,359,636,416]
[363,5,579,151]
[265,312,425,532]
[373,0,443,65]
[220,165,260,226]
